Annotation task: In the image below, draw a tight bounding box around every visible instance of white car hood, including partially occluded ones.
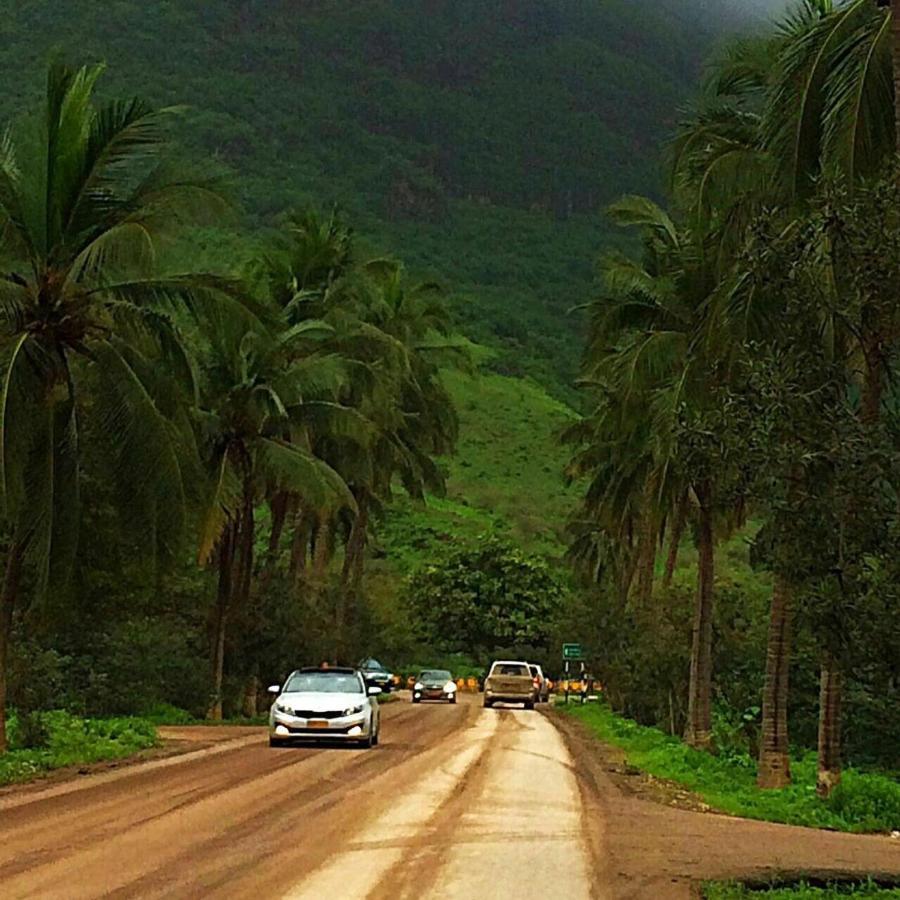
[277,691,366,712]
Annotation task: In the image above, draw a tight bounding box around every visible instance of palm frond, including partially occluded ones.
[607,195,679,247]
[255,437,355,513]
[821,6,892,182]
[92,339,187,565]
[763,0,868,198]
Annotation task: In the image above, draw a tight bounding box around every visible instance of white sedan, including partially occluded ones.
[268,667,381,748]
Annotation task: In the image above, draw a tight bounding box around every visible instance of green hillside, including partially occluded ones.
[0,0,759,397]
[381,352,578,571]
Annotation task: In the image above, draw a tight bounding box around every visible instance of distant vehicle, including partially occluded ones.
[268,667,381,748]
[528,664,550,703]
[483,660,535,709]
[359,658,394,693]
[412,669,457,704]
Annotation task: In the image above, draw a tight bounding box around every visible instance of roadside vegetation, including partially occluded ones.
[565,702,900,833]
[704,883,900,899]
[0,62,463,750]
[0,712,157,786]
[564,0,900,799]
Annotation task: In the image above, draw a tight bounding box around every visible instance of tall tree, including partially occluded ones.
[0,63,236,750]
[568,197,732,750]
[195,314,359,717]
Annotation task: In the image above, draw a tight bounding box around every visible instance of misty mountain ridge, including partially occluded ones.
[0,0,782,392]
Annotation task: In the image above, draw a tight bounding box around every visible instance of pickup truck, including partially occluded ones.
[483,660,535,710]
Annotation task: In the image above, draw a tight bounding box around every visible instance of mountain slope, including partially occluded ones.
[0,0,766,396]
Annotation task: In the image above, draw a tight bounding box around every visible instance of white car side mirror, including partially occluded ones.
[367,686,382,696]
[267,685,281,695]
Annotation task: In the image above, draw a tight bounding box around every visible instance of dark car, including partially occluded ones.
[412,669,457,703]
[359,658,393,693]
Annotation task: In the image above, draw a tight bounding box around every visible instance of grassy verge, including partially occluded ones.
[0,711,157,786]
[560,702,900,833]
[705,882,900,898]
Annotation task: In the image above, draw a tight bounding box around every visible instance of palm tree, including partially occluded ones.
[0,63,238,751]
[569,197,729,750]
[195,314,358,717]
[765,0,895,198]
[312,260,461,657]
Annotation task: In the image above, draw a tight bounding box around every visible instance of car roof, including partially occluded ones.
[491,660,529,665]
[296,667,359,675]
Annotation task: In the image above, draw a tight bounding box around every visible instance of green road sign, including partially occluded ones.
[562,643,583,660]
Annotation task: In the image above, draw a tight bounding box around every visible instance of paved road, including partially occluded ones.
[2,695,898,899]
[0,695,598,899]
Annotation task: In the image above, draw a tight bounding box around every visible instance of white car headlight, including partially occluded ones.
[444,681,457,692]
[275,703,293,715]
[414,682,423,691]
[343,704,365,716]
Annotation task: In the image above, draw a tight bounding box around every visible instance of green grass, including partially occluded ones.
[705,883,900,899]
[0,711,158,786]
[379,361,578,577]
[562,702,900,833]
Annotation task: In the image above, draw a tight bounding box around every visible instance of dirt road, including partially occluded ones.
[0,695,897,899]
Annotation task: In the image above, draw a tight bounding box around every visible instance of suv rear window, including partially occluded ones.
[493,663,529,677]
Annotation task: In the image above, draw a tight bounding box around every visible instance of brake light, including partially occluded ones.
[533,677,540,687]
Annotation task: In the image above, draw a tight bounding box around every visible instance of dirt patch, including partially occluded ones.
[550,708,900,899]
[559,715,714,815]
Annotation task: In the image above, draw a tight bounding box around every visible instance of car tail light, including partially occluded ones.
[533,677,540,688]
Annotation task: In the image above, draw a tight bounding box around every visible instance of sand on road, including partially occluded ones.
[1,693,898,899]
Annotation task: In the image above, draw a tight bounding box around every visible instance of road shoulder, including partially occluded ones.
[550,707,900,899]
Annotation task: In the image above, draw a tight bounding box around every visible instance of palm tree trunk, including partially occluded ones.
[685,481,714,751]
[816,652,843,798]
[241,674,259,718]
[634,510,656,606]
[892,0,900,153]
[289,504,310,587]
[312,513,332,583]
[259,493,289,591]
[208,526,234,721]
[0,540,26,752]
[340,496,369,590]
[861,346,884,426]
[336,497,369,663]
[663,492,688,589]
[757,574,793,788]
[237,494,255,608]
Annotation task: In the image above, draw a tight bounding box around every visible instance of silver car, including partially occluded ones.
[268,667,381,748]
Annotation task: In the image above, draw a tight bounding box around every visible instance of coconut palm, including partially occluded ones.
[0,62,242,750]
[764,0,899,199]
[569,196,732,750]
[195,313,360,718]
[311,260,461,656]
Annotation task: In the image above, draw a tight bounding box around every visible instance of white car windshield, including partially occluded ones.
[283,672,363,694]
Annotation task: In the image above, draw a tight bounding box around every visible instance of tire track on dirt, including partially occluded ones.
[0,699,463,900]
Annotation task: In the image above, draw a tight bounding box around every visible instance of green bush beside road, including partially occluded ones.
[562,702,900,834]
[0,711,157,786]
[705,883,900,899]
